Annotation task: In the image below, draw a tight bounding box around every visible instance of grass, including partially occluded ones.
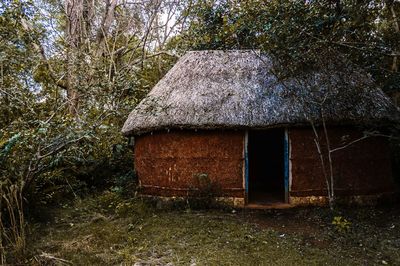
[25,191,400,265]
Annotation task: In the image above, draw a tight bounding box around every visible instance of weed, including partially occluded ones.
[186,173,223,209]
[332,216,351,232]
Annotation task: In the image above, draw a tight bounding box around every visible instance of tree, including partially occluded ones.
[0,0,191,262]
[182,0,400,99]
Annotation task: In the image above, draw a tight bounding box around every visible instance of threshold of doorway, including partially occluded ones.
[245,202,293,210]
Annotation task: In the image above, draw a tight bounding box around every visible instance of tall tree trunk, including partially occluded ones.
[389,3,399,73]
[96,0,118,44]
[387,0,399,105]
[65,0,85,117]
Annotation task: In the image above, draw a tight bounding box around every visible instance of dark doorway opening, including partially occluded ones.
[248,129,285,204]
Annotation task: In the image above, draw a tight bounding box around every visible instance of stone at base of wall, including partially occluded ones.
[138,194,245,209]
[215,197,245,208]
[289,192,399,206]
[138,192,398,209]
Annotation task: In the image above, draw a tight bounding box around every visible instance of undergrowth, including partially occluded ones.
[22,191,400,265]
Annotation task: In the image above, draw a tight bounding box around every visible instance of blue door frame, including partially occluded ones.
[244,129,290,204]
[284,129,289,203]
[244,131,249,203]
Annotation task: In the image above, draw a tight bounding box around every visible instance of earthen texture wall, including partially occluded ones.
[289,127,396,197]
[134,130,245,197]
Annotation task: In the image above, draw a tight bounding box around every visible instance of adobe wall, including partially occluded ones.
[289,127,396,199]
[134,130,245,198]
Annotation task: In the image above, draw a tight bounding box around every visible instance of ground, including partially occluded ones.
[26,191,400,265]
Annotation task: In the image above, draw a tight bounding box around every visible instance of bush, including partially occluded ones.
[186,173,223,210]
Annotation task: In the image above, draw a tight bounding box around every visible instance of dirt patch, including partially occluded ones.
[241,208,326,235]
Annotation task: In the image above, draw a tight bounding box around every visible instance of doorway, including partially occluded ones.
[247,129,286,204]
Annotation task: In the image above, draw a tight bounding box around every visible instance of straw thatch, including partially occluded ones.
[122,50,398,136]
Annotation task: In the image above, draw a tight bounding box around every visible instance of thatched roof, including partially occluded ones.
[122,50,398,136]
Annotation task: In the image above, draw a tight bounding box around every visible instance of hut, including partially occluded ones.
[122,50,398,207]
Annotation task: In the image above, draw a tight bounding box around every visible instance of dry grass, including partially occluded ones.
[25,191,400,265]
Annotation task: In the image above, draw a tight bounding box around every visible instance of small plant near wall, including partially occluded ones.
[332,216,351,233]
[187,173,222,209]
[194,173,210,187]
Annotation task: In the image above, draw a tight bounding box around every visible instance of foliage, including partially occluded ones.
[332,216,351,233]
[1,0,399,262]
[182,0,400,93]
[186,172,223,209]
[0,0,185,262]
[0,181,25,263]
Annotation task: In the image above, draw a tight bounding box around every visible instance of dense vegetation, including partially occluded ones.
[1,0,399,263]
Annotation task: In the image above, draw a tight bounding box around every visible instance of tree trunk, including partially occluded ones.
[389,2,399,72]
[65,0,85,117]
[387,1,400,105]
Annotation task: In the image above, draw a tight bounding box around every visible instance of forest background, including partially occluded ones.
[1,0,399,263]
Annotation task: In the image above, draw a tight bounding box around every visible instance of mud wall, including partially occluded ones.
[289,127,396,197]
[134,130,245,197]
